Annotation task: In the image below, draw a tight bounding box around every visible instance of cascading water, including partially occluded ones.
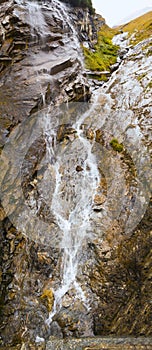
[53,0,83,55]
[20,0,99,326]
[45,100,100,325]
[27,1,47,38]
[53,0,86,89]
[15,0,48,39]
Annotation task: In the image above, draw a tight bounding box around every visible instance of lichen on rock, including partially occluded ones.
[40,289,54,312]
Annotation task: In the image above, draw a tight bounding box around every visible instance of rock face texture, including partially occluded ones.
[0,1,151,349]
[0,0,91,145]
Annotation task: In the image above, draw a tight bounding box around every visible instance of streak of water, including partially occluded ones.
[53,0,81,48]
[44,97,100,325]
[26,0,48,38]
[14,0,97,327]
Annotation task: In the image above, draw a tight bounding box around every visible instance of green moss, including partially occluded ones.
[136,72,146,81]
[146,81,152,89]
[86,72,108,81]
[83,24,118,74]
[142,42,152,51]
[96,74,108,81]
[110,138,123,152]
[146,48,152,57]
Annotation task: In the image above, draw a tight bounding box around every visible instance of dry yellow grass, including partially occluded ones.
[118,11,152,44]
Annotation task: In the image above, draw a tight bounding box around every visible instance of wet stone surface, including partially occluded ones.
[0,0,152,348]
[46,337,152,350]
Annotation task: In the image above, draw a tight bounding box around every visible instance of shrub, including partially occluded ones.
[110,138,123,152]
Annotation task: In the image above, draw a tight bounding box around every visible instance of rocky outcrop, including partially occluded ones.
[0,1,151,349]
[71,8,99,45]
[46,337,152,349]
[0,0,91,149]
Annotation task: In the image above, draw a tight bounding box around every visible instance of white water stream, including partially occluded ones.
[45,100,100,325]
[21,0,100,325]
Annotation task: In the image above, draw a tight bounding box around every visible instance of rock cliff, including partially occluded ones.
[0,1,151,349]
[0,0,93,141]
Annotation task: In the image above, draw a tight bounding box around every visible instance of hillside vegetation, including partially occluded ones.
[83,24,118,73]
[118,11,152,44]
[83,11,152,74]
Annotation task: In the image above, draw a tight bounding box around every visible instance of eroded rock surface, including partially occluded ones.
[0,1,151,348]
[46,337,152,350]
[0,0,91,149]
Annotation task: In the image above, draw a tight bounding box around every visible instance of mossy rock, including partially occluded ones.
[110,138,123,152]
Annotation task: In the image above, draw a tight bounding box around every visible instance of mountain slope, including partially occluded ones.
[118,11,152,45]
[83,11,152,75]
[116,7,152,26]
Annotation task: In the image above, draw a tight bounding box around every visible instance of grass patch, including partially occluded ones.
[110,138,123,152]
[136,72,147,81]
[146,47,152,56]
[83,24,118,72]
[117,11,152,45]
[87,73,108,81]
[83,11,152,74]
[147,81,152,89]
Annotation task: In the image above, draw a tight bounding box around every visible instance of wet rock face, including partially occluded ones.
[45,337,152,350]
[69,7,98,44]
[0,1,152,349]
[0,0,90,346]
[0,0,90,144]
[91,204,152,336]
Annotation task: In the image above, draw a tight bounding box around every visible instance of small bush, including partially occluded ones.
[110,138,123,152]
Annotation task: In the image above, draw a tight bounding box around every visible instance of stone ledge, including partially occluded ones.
[46,337,152,350]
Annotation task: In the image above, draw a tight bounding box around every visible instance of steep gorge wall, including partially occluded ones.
[0,1,99,346]
[0,1,152,349]
[0,0,92,145]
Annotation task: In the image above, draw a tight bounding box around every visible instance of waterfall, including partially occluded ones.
[26,1,47,38]
[53,0,85,74]
[0,0,152,344]
[45,101,100,325]
[19,0,97,325]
